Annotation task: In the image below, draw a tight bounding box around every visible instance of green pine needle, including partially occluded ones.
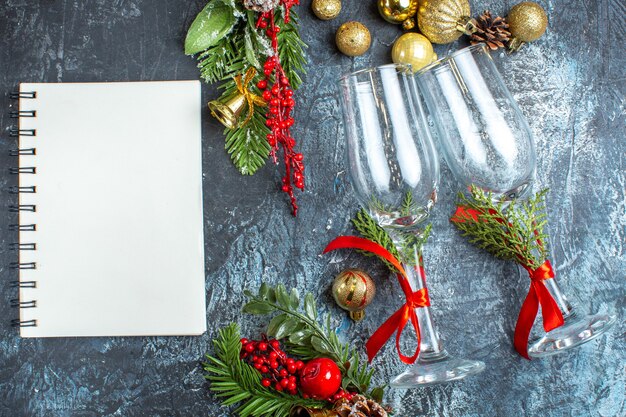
[219,77,272,175]
[189,3,307,176]
[204,323,325,417]
[242,284,380,396]
[351,208,431,269]
[197,36,243,84]
[277,10,307,90]
[452,185,549,270]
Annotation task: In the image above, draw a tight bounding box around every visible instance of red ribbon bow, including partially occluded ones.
[451,205,565,359]
[515,260,564,359]
[323,236,430,364]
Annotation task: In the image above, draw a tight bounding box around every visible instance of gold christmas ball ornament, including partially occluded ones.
[507,1,548,51]
[378,0,419,30]
[312,0,341,21]
[391,32,435,72]
[335,22,371,57]
[331,269,376,321]
[417,0,476,44]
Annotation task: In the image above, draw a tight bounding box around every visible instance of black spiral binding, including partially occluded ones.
[9,90,38,329]
[9,128,36,137]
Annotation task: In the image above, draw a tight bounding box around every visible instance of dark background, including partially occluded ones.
[0,1,624,416]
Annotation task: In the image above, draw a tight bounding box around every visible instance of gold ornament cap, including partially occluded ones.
[312,0,341,21]
[508,1,548,44]
[391,32,435,72]
[335,21,371,57]
[378,0,418,28]
[402,17,415,30]
[331,269,376,321]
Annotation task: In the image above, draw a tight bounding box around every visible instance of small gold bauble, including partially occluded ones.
[391,32,435,72]
[332,269,376,321]
[417,0,474,44]
[508,1,548,42]
[312,0,341,21]
[335,22,371,57]
[378,0,419,29]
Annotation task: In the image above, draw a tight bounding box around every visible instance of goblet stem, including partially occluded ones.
[386,231,485,387]
[528,276,616,358]
[398,245,445,357]
[542,277,574,316]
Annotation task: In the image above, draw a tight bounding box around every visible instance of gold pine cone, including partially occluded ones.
[312,0,341,21]
[507,1,548,42]
[336,22,371,57]
[334,395,388,417]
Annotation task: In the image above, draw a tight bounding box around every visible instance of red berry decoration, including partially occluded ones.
[239,336,303,396]
[253,5,305,216]
[299,358,342,400]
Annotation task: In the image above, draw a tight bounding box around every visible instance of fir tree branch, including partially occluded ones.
[452,186,549,269]
[400,192,415,216]
[351,208,400,271]
[197,36,241,83]
[276,10,307,90]
[242,284,377,394]
[204,323,325,417]
[217,79,272,175]
[192,5,307,177]
[351,208,432,269]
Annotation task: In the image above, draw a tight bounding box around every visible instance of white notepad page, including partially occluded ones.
[16,81,207,337]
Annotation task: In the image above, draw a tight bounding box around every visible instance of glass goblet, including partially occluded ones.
[338,63,484,386]
[417,44,616,358]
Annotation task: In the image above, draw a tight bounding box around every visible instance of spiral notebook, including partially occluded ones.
[10,81,207,337]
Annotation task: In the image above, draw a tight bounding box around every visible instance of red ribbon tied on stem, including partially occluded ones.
[451,206,564,359]
[323,236,430,365]
[515,260,564,359]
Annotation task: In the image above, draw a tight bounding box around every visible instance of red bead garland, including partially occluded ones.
[255,2,305,216]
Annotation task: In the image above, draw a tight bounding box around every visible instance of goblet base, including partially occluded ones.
[528,311,616,358]
[390,351,485,388]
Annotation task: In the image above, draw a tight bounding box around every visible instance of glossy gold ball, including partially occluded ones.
[336,22,371,57]
[312,0,341,21]
[418,0,471,44]
[508,1,548,42]
[332,269,376,321]
[378,0,419,25]
[391,32,435,72]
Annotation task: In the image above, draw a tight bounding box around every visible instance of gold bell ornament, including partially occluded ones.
[392,32,437,72]
[312,0,341,21]
[417,0,477,44]
[208,67,266,129]
[331,269,376,321]
[378,0,419,30]
[507,1,548,52]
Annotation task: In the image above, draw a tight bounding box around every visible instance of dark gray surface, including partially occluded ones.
[0,1,624,416]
